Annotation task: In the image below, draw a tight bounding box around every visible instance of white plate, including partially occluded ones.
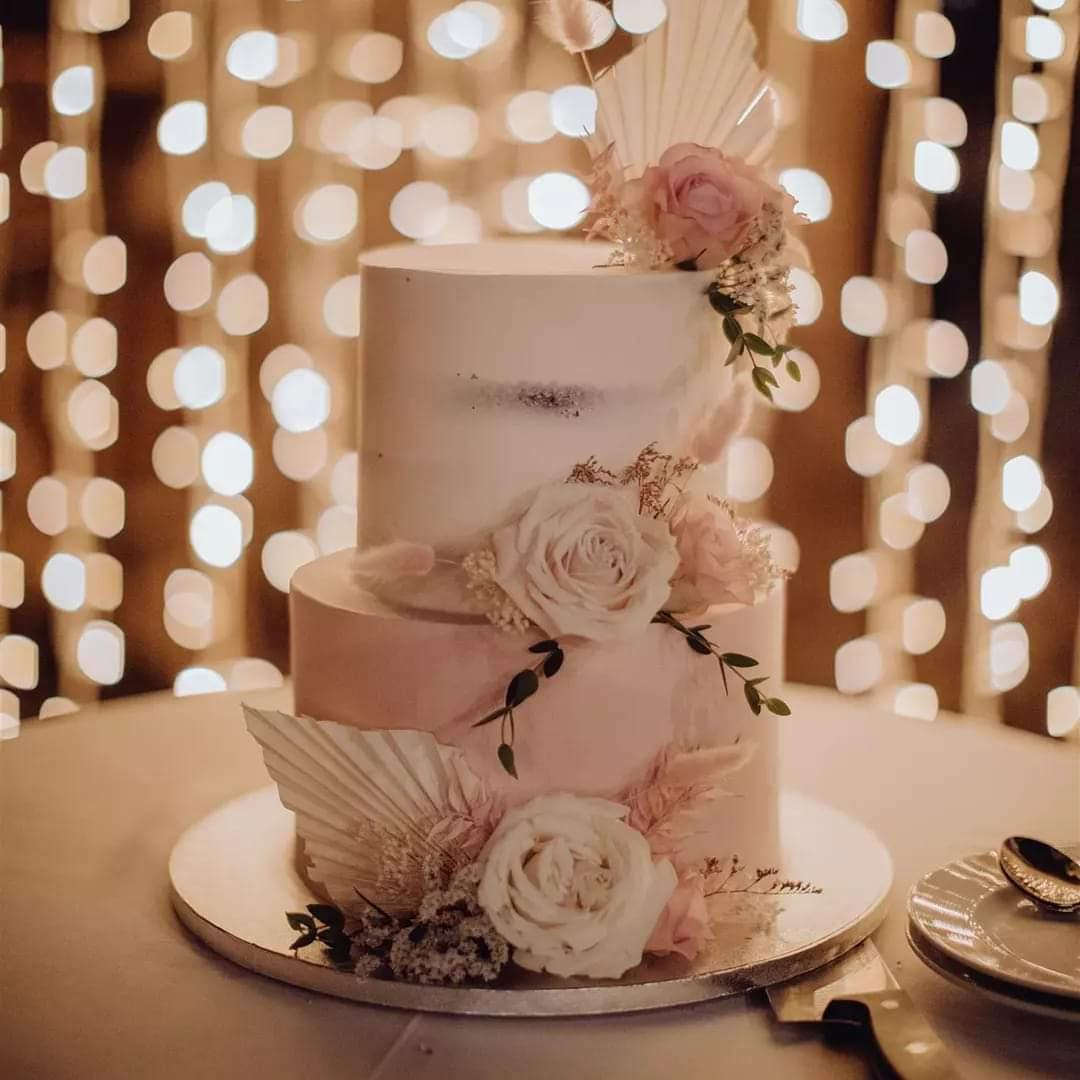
[907,847,1080,1002]
[907,922,1080,1023]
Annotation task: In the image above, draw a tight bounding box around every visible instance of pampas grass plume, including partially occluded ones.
[536,0,603,54]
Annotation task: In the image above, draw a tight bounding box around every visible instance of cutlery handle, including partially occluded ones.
[823,989,962,1079]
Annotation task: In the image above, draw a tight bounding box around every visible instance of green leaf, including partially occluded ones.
[725,339,743,367]
[722,315,743,346]
[307,904,344,930]
[744,683,763,715]
[706,284,737,314]
[766,697,792,716]
[751,367,774,400]
[687,636,712,656]
[286,912,316,933]
[290,931,316,951]
[473,706,508,728]
[773,343,796,356]
[528,639,560,654]
[497,743,518,779]
[542,649,564,678]
[722,653,759,668]
[757,367,779,388]
[744,333,773,356]
[747,677,769,687]
[505,669,540,708]
[786,359,801,382]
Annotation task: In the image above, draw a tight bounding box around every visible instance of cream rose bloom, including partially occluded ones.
[490,483,679,641]
[477,795,678,979]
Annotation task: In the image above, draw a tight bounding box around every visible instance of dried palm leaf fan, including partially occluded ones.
[243,706,494,917]
[580,0,776,176]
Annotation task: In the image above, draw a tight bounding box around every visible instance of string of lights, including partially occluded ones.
[833,0,961,720]
[963,0,1077,731]
[5,4,130,730]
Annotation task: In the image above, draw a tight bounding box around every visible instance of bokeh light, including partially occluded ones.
[148,11,193,60]
[528,173,589,230]
[76,621,125,685]
[157,101,208,156]
[390,181,449,240]
[201,432,254,496]
[272,369,331,433]
[226,31,278,82]
[262,530,318,592]
[323,276,361,337]
[52,66,94,116]
[873,385,921,446]
[174,346,226,410]
[190,504,244,568]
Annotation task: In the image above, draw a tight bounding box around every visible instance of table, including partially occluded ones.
[2,684,1077,1079]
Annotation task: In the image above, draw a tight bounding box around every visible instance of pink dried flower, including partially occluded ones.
[646,873,712,962]
[627,144,789,270]
[667,492,757,611]
[622,742,754,865]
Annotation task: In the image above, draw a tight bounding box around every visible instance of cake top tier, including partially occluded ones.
[356,239,729,584]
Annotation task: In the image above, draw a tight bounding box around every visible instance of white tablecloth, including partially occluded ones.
[1,684,1077,1079]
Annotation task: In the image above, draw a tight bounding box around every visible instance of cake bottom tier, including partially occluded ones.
[291,551,785,869]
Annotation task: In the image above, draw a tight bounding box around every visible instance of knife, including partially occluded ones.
[766,940,962,1079]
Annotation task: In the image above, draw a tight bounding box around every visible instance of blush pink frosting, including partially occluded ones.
[290,551,784,867]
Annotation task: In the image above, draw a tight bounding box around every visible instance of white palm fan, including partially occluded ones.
[586,0,776,176]
[243,706,494,917]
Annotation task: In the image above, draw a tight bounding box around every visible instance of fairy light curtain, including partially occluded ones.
[0,0,1077,740]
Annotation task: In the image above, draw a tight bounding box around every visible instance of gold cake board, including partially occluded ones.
[169,786,892,1017]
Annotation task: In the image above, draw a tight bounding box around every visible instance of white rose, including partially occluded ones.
[477,794,678,979]
[490,483,679,641]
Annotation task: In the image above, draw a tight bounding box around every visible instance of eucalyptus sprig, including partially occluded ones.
[652,609,790,717]
[706,282,800,401]
[473,639,566,778]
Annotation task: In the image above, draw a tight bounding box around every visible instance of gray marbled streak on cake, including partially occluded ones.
[453,375,607,420]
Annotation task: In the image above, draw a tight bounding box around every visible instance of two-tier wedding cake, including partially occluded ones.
[246,0,809,985]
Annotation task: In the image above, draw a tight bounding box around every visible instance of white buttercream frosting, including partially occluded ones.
[357,241,729,570]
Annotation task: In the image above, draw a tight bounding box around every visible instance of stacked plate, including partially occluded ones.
[907,847,1080,1022]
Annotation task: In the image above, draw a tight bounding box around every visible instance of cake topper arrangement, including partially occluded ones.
[544,0,806,400]
[243,0,817,992]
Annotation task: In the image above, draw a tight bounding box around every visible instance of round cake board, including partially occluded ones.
[169,786,892,1018]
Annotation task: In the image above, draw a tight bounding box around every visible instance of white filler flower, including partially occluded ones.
[477,794,678,979]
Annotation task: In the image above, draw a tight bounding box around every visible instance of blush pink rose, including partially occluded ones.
[667,492,756,611]
[631,144,776,269]
[646,873,711,961]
